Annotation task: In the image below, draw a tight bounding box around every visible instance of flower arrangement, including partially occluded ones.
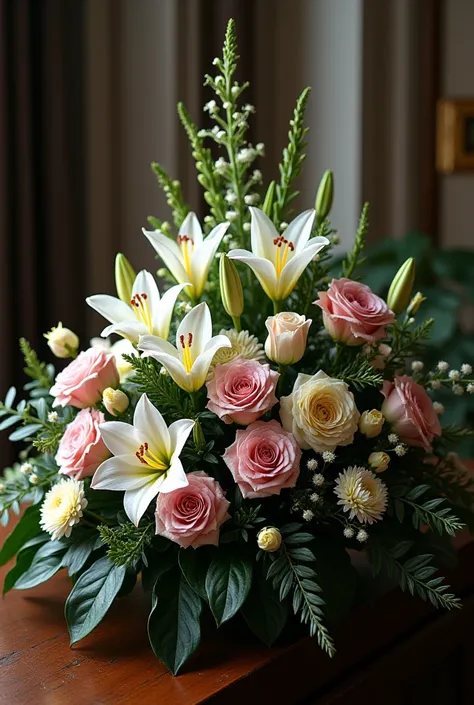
[1,20,474,675]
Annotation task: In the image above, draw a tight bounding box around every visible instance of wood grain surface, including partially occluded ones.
[0,519,473,704]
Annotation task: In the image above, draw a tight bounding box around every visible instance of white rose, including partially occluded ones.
[44,322,79,358]
[359,409,384,438]
[264,312,311,365]
[280,370,360,452]
[257,527,282,552]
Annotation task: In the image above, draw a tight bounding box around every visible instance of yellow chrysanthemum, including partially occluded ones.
[334,466,387,524]
[40,478,88,540]
[208,328,265,378]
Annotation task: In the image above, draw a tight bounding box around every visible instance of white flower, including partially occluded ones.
[243,222,251,232]
[437,361,449,372]
[216,130,226,140]
[256,142,265,154]
[280,222,288,231]
[233,112,242,120]
[257,527,282,552]
[44,323,79,358]
[243,104,255,113]
[312,473,325,487]
[47,411,59,423]
[225,210,238,222]
[411,360,424,372]
[215,75,224,85]
[92,394,194,525]
[322,451,336,463]
[306,458,319,471]
[204,100,217,113]
[395,444,407,457]
[281,372,359,453]
[143,212,229,300]
[236,147,256,163]
[138,303,231,393]
[430,379,441,390]
[225,191,237,204]
[334,467,387,524]
[461,363,472,375]
[102,388,129,416]
[87,270,184,344]
[40,479,88,540]
[244,194,259,205]
[231,85,240,95]
[302,509,314,521]
[468,383,474,394]
[453,384,464,395]
[359,409,384,438]
[20,462,33,475]
[91,337,137,381]
[29,474,39,485]
[388,433,399,445]
[215,157,227,174]
[310,492,321,503]
[343,526,355,539]
[433,401,445,415]
[449,369,460,381]
[252,169,263,182]
[368,451,390,473]
[356,529,369,543]
[229,207,328,302]
[0,483,4,494]
[208,328,265,377]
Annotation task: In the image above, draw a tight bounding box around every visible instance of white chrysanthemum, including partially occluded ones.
[334,466,387,525]
[208,329,265,378]
[40,479,87,540]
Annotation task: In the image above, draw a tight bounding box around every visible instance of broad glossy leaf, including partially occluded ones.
[0,504,41,567]
[14,540,67,590]
[241,570,289,646]
[205,548,252,626]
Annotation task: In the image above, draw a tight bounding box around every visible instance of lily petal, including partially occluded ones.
[138,335,180,360]
[154,283,187,339]
[227,249,278,300]
[124,479,163,526]
[284,209,317,253]
[190,222,229,297]
[101,319,147,342]
[143,229,189,285]
[140,346,191,391]
[176,301,212,359]
[249,207,278,260]
[132,270,160,302]
[158,457,189,494]
[179,211,203,248]
[99,421,140,457]
[168,418,195,458]
[91,455,152,491]
[86,295,132,327]
[191,335,232,389]
[278,240,329,300]
[133,394,170,460]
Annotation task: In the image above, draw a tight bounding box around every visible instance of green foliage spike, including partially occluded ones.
[150,162,189,230]
[341,202,369,278]
[19,339,53,390]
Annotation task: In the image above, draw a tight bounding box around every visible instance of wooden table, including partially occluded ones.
[1,526,474,704]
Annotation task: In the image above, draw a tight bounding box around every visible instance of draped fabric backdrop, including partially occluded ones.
[0,0,438,465]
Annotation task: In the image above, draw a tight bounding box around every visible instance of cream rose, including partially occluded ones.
[257,527,282,552]
[280,370,360,452]
[264,312,311,365]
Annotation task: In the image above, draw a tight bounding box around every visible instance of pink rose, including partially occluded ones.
[223,420,301,499]
[50,347,119,408]
[314,278,395,346]
[381,375,441,451]
[56,408,110,479]
[206,357,279,425]
[155,471,230,548]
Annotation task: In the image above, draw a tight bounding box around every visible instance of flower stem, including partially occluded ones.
[189,391,201,413]
[273,299,283,315]
[332,343,345,370]
[85,510,112,526]
[277,364,287,397]
[231,315,241,332]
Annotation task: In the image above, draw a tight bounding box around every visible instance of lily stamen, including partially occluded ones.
[130,292,153,332]
[135,441,168,472]
[179,333,194,373]
[273,236,295,277]
[177,234,194,278]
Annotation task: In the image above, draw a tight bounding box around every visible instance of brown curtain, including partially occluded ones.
[0,0,86,463]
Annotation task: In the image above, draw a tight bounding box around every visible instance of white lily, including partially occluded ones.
[86,269,185,344]
[91,394,194,526]
[143,212,229,299]
[138,302,231,393]
[228,207,329,302]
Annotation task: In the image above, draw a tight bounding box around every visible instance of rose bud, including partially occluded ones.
[102,388,129,416]
[44,322,79,358]
[406,291,426,317]
[387,258,415,314]
[368,451,390,473]
[264,312,311,365]
[257,526,282,552]
[359,409,384,438]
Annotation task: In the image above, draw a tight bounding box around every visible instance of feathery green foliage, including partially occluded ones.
[341,203,369,278]
[98,522,154,568]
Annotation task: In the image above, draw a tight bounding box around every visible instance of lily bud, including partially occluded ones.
[262,180,276,217]
[44,323,79,359]
[257,526,282,552]
[315,170,334,224]
[193,420,206,450]
[115,253,136,303]
[359,410,384,439]
[219,254,244,319]
[387,258,415,314]
[102,388,129,416]
[368,451,390,473]
[406,291,426,317]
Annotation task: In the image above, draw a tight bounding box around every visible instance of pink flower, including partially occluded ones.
[155,471,230,549]
[206,357,279,425]
[314,278,395,346]
[50,347,119,408]
[223,420,301,499]
[381,376,441,451]
[56,408,110,480]
[371,343,392,370]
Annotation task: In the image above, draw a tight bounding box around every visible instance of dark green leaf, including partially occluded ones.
[9,424,42,442]
[5,387,16,408]
[241,570,289,646]
[61,537,97,576]
[3,544,41,595]
[0,415,21,431]
[14,541,67,590]
[65,556,126,644]
[179,546,215,600]
[142,547,177,591]
[205,548,252,626]
[0,504,41,567]
[148,566,202,675]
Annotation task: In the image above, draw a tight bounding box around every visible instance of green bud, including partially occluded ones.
[406,291,426,317]
[193,420,206,450]
[115,253,136,303]
[262,180,276,218]
[315,170,334,223]
[387,258,415,314]
[219,254,244,319]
